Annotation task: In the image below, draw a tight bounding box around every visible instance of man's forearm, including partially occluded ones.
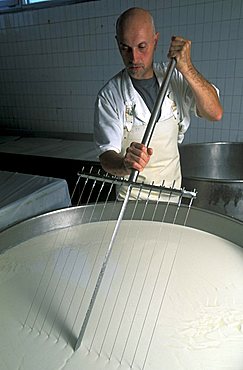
[99,150,130,177]
[182,64,223,121]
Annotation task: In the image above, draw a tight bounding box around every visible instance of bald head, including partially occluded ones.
[116,7,156,40]
[115,7,159,79]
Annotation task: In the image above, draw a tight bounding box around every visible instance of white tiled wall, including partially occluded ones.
[0,0,242,144]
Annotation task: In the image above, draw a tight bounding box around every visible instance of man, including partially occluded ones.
[94,7,223,199]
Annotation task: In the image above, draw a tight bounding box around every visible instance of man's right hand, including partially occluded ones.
[99,142,153,177]
[124,142,153,172]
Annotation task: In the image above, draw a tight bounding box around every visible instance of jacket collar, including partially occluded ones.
[121,63,168,124]
[121,68,151,124]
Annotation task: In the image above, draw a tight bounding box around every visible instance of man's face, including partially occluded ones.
[116,19,159,80]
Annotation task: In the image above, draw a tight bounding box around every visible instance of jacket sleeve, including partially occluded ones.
[169,66,220,143]
[94,87,124,156]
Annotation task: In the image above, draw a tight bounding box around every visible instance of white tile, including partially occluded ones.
[204,2,214,22]
[0,0,242,146]
[231,0,242,19]
[236,42,243,59]
[195,2,206,24]
[233,77,243,95]
[221,0,233,20]
[229,129,240,141]
[230,113,240,129]
[232,95,242,113]
[212,1,223,22]
[235,59,243,77]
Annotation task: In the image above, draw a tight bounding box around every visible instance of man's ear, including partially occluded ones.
[115,35,119,47]
[154,32,160,49]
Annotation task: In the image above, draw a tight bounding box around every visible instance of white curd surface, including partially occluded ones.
[1,220,243,370]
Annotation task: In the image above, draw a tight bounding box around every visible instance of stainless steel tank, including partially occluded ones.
[1,203,243,369]
[179,142,243,221]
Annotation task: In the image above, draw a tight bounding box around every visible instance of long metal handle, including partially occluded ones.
[74,185,132,351]
[129,58,177,183]
[74,58,177,351]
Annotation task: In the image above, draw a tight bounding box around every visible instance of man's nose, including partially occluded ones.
[130,48,139,63]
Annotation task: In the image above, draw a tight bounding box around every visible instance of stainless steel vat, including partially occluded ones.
[1,202,243,369]
[179,142,243,221]
[1,202,243,251]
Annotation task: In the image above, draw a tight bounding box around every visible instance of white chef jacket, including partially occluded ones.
[94,62,199,158]
[94,62,220,200]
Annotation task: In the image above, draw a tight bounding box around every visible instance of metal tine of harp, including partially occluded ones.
[68,176,127,345]
[138,180,156,217]
[24,175,88,331]
[74,180,196,351]
[83,168,100,205]
[139,189,196,370]
[142,180,179,235]
[76,169,197,202]
[75,167,114,224]
[88,170,114,222]
[23,165,97,331]
[149,180,165,221]
[89,182,145,355]
[44,174,111,341]
[83,166,101,206]
[43,169,108,337]
[74,182,134,352]
[181,187,197,226]
[140,179,177,224]
[170,184,196,226]
[24,167,97,333]
[23,229,62,330]
[81,168,125,224]
[23,173,119,329]
[74,59,187,352]
[82,166,114,206]
[70,166,84,203]
[98,173,123,224]
[48,173,115,341]
[141,180,182,227]
[116,185,182,365]
[143,180,174,226]
[75,166,94,206]
[117,183,178,366]
[77,165,110,206]
[40,178,110,336]
[121,191,186,369]
[56,179,118,343]
[117,181,188,367]
[45,171,112,338]
[54,174,118,339]
[26,227,73,332]
[96,182,155,359]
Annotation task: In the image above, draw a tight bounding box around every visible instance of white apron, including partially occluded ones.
[119,113,181,201]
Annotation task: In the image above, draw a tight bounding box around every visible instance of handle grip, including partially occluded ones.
[128,58,177,183]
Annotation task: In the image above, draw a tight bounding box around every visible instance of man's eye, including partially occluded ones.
[139,44,147,50]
